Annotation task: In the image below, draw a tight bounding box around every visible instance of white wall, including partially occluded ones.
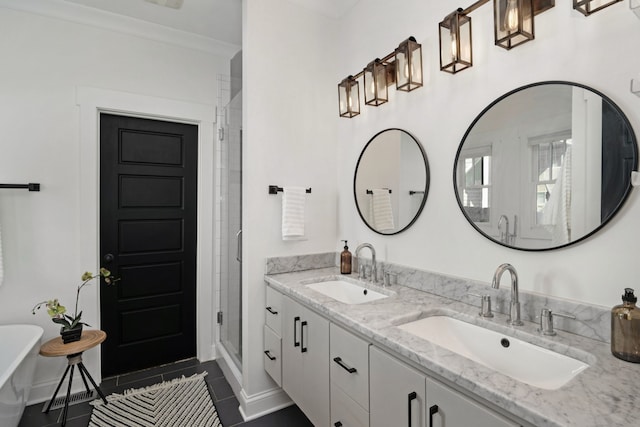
[0,4,231,402]
[336,1,640,307]
[242,0,339,417]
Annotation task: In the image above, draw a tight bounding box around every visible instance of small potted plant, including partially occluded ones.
[32,268,118,344]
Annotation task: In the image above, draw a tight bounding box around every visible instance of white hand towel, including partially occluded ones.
[372,189,395,232]
[282,187,306,240]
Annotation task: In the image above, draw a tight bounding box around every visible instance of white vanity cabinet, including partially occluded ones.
[281,294,330,427]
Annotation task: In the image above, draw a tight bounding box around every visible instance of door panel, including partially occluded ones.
[100,113,198,377]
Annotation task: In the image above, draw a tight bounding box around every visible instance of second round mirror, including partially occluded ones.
[354,129,430,235]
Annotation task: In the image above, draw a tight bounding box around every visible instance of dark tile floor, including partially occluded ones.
[18,358,313,427]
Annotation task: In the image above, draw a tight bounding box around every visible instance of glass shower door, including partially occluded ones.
[220,85,242,369]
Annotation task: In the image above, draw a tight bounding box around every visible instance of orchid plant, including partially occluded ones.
[32,268,118,331]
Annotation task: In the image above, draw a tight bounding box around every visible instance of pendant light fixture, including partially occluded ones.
[494,0,535,50]
[395,37,423,91]
[439,8,473,74]
[364,59,389,106]
[338,76,360,118]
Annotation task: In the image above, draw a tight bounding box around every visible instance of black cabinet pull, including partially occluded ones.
[264,350,276,361]
[408,391,417,427]
[294,317,300,347]
[334,422,343,427]
[301,320,308,353]
[333,357,357,373]
[428,404,439,427]
[266,306,278,315]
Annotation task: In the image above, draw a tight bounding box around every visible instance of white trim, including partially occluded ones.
[0,0,240,57]
[75,86,216,386]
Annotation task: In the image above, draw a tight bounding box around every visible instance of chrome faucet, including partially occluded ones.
[491,263,523,326]
[498,215,509,243]
[497,214,517,245]
[355,243,377,284]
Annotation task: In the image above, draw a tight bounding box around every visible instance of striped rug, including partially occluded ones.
[88,372,222,427]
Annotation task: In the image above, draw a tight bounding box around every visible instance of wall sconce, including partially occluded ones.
[338,76,360,118]
[573,0,623,16]
[630,0,640,17]
[494,0,535,49]
[439,8,473,74]
[395,37,423,91]
[338,37,422,118]
[364,59,389,106]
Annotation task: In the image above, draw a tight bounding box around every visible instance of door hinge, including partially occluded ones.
[218,128,224,141]
[217,311,223,325]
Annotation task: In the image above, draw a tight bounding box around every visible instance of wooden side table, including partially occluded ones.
[40,330,108,427]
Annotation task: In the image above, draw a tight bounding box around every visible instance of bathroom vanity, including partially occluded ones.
[263,262,639,427]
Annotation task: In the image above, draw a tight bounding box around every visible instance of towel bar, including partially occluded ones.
[0,183,40,191]
[366,189,392,194]
[269,185,311,194]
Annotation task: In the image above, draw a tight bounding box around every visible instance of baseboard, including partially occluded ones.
[28,379,88,406]
[215,342,293,421]
[237,387,293,422]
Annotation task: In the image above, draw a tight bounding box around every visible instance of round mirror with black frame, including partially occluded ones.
[354,128,430,235]
[454,81,638,251]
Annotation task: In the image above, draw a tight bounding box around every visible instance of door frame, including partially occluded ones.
[76,86,216,384]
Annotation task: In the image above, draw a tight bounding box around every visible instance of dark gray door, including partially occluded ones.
[99,113,198,377]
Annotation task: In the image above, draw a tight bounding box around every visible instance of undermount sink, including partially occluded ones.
[397,315,589,390]
[305,280,389,305]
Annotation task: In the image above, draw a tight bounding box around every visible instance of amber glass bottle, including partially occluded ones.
[611,288,640,363]
[340,240,352,274]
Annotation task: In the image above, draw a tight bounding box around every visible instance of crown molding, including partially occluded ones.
[0,0,240,58]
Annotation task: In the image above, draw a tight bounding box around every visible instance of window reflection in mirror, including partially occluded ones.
[454,82,637,251]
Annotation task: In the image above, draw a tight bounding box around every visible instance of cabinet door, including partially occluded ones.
[426,377,519,427]
[370,346,426,427]
[282,295,330,427]
[331,384,369,427]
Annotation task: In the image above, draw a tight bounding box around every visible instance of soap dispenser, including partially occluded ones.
[340,240,352,275]
[611,288,640,363]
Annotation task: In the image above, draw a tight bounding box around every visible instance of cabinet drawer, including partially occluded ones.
[331,384,369,427]
[330,323,370,410]
[265,286,283,335]
[263,325,282,386]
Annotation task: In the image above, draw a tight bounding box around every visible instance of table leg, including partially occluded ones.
[60,365,75,427]
[77,363,92,394]
[44,365,71,413]
[78,362,108,405]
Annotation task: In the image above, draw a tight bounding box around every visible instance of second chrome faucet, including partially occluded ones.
[492,263,524,326]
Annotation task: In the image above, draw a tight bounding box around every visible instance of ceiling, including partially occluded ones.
[62,0,360,49]
[64,0,242,46]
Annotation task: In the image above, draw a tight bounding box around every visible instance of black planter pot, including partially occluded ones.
[60,325,83,344]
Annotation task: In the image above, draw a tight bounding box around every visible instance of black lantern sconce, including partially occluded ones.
[338,36,423,118]
[439,8,473,74]
[573,0,623,16]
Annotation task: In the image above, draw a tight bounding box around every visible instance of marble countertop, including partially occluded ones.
[265,267,639,427]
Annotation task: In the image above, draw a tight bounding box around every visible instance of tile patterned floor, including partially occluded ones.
[18,358,313,427]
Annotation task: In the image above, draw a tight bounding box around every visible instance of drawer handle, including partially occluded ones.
[266,306,278,315]
[428,404,439,427]
[334,422,343,427]
[294,316,300,347]
[301,321,308,353]
[264,350,276,361]
[408,391,418,427]
[333,357,357,374]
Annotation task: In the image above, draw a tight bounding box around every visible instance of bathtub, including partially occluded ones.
[0,324,43,427]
